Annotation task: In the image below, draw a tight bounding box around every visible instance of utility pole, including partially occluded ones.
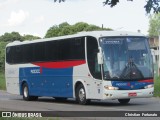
[102,24,104,30]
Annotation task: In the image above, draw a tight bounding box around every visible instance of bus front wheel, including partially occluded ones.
[118,99,130,104]
[22,83,38,101]
[76,84,90,105]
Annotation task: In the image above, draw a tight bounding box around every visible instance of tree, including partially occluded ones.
[74,22,89,32]
[0,32,23,42]
[23,35,41,40]
[0,32,41,42]
[59,22,70,28]
[59,26,74,36]
[45,25,61,38]
[0,42,8,72]
[0,32,41,71]
[84,25,112,31]
[148,13,160,37]
[45,22,112,38]
[58,22,75,36]
[54,0,160,14]
[54,0,65,3]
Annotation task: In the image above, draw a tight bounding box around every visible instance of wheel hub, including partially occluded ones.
[79,88,85,101]
[24,86,28,98]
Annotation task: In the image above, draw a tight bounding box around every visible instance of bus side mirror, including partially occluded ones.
[97,48,103,64]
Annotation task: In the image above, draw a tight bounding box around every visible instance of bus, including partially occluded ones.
[5,31,154,104]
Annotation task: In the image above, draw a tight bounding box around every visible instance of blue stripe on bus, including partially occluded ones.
[111,80,153,90]
[19,67,73,97]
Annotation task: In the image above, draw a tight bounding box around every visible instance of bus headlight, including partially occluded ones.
[104,85,119,90]
[144,84,154,89]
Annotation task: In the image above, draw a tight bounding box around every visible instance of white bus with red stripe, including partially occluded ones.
[5,31,154,104]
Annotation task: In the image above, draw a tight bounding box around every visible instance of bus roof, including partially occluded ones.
[6,31,145,47]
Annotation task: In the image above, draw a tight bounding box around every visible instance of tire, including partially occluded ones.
[22,83,38,101]
[76,84,90,105]
[118,99,130,104]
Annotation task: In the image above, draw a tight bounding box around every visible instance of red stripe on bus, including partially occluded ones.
[138,79,154,83]
[32,60,86,68]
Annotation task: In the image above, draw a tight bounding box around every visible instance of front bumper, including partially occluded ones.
[103,88,154,100]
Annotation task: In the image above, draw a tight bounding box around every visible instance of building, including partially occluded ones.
[149,36,159,63]
[149,36,159,76]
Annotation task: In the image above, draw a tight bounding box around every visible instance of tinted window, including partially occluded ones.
[6,37,85,64]
[6,46,23,64]
[6,46,14,63]
[23,44,33,63]
[45,38,85,61]
[45,41,59,61]
[33,42,45,62]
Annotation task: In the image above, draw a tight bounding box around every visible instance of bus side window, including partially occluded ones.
[33,42,45,62]
[8,46,23,64]
[23,44,34,63]
[6,47,13,64]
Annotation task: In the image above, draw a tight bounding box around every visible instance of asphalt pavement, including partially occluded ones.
[0,90,160,120]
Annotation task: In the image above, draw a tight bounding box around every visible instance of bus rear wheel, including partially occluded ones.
[22,83,38,101]
[118,99,130,104]
[76,84,90,105]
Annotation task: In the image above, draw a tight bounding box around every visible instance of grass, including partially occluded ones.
[0,71,159,97]
[154,76,160,97]
[0,71,6,90]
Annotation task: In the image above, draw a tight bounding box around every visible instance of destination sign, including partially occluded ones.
[103,40,121,44]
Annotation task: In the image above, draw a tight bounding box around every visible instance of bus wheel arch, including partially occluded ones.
[22,82,38,101]
[75,82,90,105]
[21,81,27,95]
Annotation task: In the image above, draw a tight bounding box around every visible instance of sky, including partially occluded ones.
[0,0,151,38]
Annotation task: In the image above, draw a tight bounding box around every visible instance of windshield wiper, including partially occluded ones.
[120,59,144,79]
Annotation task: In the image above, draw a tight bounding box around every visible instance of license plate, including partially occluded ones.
[128,92,137,97]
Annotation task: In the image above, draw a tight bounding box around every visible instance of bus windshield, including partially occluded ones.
[100,37,153,80]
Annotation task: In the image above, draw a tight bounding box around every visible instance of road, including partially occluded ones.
[0,90,160,119]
